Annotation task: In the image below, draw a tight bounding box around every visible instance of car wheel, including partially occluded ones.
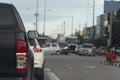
[78,54,81,56]
[56,51,60,55]
[65,52,69,55]
[93,54,96,56]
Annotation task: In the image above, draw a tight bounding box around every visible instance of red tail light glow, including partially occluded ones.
[33,46,42,53]
[16,40,28,73]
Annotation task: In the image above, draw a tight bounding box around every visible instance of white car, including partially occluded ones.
[29,39,44,80]
[77,43,95,56]
[42,43,61,55]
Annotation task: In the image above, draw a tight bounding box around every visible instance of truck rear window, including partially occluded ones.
[0,7,17,28]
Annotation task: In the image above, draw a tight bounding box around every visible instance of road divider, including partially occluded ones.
[101,61,120,67]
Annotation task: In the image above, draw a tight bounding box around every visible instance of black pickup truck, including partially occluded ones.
[0,3,34,80]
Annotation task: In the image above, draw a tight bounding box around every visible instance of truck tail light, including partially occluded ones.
[33,46,42,53]
[16,40,28,73]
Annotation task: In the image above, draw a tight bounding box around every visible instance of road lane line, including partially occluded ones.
[47,72,61,80]
[65,65,73,70]
[45,68,51,72]
[84,66,96,69]
[45,68,61,80]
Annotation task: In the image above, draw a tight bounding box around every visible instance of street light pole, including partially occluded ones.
[93,0,95,40]
[71,16,73,36]
[63,21,66,36]
[34,0,39,31]
[43,0,46,35]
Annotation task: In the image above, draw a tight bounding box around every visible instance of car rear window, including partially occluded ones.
[0,7,17,28]
[29,39,37,46]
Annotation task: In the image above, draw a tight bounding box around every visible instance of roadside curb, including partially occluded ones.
[101,61,120,67]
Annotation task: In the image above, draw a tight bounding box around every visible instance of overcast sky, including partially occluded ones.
[0,0,105,37]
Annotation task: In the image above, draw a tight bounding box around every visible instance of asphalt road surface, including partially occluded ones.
[44,54,120,80]
[0,54,120,80]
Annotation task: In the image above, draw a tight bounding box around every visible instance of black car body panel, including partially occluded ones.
[58,42,69,55]
[0,3,34,78]
[68,44,77,53]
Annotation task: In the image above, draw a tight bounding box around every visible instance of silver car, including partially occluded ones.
[42,43,61,55]
[77,44,95,56]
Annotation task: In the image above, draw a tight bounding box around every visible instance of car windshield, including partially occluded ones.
[58,43,68,48]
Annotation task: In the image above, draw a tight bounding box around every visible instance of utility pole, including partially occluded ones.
[71,16,73,36]
[34,0,39,31]
[57,26,59,35]
[61,24,63,34]
[43,0,46,35]
[108,0,113,47]
[86,0,89,27]
[79,24,81,30]
[63,21,66,36]
[93,0,95,40]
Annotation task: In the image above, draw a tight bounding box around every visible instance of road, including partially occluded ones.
[44,54,120,80]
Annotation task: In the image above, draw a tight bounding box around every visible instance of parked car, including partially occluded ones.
[0,3,34,80]
[68,44,78,53]
[96,47,108,56]
[28,30,44,80]
[109,47,120,56]
[58,42,69,55]
[76,45,82,55]
[43,43,61,55]
[77,43,95,56]
[115,47,120,56]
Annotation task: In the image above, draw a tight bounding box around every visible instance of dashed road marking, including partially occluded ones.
[45,68,51,72]
[66,65,73,70]
[84,66,96,69]
[45,68,61,80]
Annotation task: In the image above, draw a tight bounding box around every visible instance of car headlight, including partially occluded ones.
[64,47,68,49]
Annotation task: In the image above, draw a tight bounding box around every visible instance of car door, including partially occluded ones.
[51,43,60,54]
[43,43,51,54]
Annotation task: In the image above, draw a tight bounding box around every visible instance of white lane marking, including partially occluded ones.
[47,72,61,80]
[45,68,61,80]
[85,66,96,69]
[45,68,51,72]
[66,65,73,70]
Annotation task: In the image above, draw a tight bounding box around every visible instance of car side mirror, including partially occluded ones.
[28,30,38,39]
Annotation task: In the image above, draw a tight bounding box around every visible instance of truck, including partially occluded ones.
[0,3,34,80]
[66,36,78,53]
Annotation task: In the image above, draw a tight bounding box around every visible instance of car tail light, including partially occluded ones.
[16,40,28,73]
[33,46,42,53]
